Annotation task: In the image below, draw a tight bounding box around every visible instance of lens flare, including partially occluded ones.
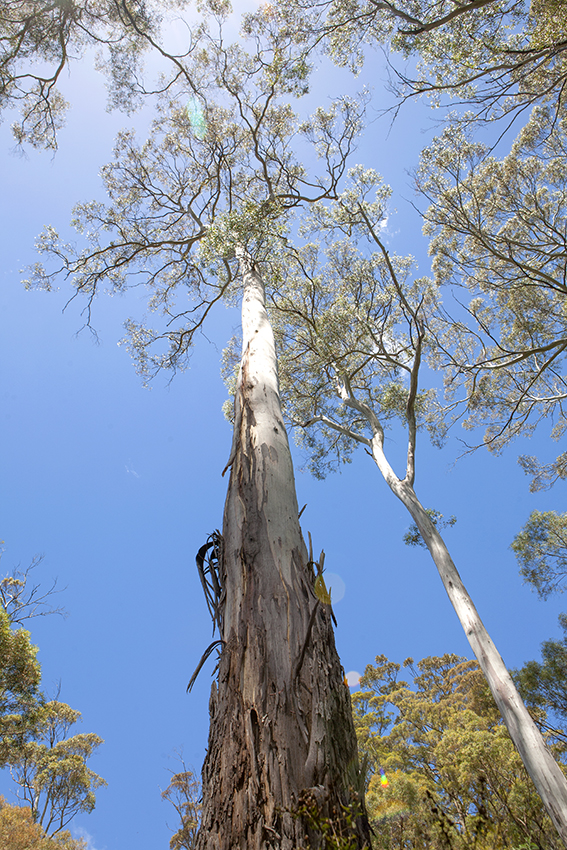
[323,571,346,603]
[187,98,206,139]
[380,768,389,788]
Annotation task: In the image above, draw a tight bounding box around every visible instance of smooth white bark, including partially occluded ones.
[367,425,567,846]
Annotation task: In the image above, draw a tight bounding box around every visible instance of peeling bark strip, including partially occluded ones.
[195,254,370,849]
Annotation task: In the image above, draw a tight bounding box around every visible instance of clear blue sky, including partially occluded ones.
[0,9,565,850]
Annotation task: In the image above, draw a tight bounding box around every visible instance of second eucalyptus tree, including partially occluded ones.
[27,11,370,849]
[269,166,567,844]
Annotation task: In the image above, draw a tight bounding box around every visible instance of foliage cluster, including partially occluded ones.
[353,653,566,850]
[0,795,86,850]
[0,0,169,148]
[23,11,364,386]
[161,760,202,850]
[0,561,105,841]
[512,511,567,599]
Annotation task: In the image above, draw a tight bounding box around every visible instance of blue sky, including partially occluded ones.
[1,9,565,850]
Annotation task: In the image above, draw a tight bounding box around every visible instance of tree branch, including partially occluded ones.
[297,414,372,446]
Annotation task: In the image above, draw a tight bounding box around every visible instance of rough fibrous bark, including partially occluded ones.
[195,254,370,850]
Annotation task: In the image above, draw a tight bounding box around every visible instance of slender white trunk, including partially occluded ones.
[370,434,567,846]
[195,254,370,849]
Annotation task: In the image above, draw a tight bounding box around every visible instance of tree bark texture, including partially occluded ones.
[195,255,370,850]
[370,436,567,847]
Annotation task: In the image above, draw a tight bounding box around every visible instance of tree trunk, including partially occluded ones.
[370,436,567,847]
[195,254,370,850]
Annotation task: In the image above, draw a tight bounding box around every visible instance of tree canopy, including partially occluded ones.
[0,0,168,148]
[25,7,363,381]
[413,105,567,484]
[243,0,567,490]
[263,0,567,128]
[0,795,87,850]
[0,563,105,839]
[353,652,566,849]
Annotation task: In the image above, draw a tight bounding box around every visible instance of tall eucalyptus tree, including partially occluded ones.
[269,167,567,844]
[27,13,370,848]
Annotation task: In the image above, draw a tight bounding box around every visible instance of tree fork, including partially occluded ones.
[195,254,370,849]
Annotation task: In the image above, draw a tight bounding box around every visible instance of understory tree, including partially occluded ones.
[0,795,86,850]
[6,700,106,836]
[0,561,105,840]
[510,512,567,741]
[353,652,566,849]
[27,12,371,848]
[162,758,201,850]
[269,166,567,843]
